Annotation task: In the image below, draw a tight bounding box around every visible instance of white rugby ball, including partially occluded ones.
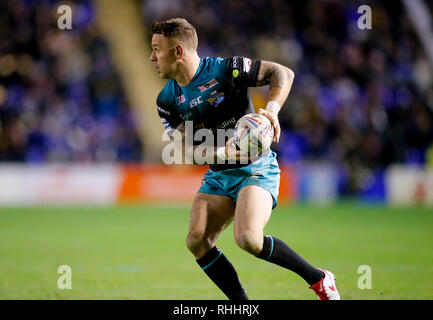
[234,113,274,156]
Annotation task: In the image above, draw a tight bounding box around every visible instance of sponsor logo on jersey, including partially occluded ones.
[160,117,171,129]
[157,106,171,116]
[243,58,252,73]
[198,78,218,92]
[215,117,236,129]
[208,92,225,107]
[232,57,238,69]
[176,95,186,104]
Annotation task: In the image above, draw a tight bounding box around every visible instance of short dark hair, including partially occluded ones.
[151,18,198,50]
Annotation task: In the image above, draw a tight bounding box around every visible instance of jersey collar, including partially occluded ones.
[180,58,204,88]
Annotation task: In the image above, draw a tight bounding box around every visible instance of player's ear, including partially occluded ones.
[174,44,184,60]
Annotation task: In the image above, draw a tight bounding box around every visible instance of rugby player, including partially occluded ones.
[150,18,340,300]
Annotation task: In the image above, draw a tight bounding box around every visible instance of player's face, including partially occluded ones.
[150,34,177,79]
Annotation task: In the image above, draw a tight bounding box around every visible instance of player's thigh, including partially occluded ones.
[233,185,273,247]
[187,192,235,250]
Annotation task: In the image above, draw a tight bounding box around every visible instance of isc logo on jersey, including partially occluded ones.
[190,96,203,108]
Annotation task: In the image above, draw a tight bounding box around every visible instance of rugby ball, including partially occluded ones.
[234,113,274,156]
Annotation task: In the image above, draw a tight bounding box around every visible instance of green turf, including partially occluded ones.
[0,203,432,300]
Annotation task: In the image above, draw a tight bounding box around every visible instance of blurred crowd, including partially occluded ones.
[0,0,143,162]
[143,0,433,194]
[1,0,433,195]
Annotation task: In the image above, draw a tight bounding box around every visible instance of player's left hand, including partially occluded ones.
[258,108,280,143]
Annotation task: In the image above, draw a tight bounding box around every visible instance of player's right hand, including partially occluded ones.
[225,137,252,162]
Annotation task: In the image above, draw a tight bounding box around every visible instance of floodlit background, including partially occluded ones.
[0,0,432,299]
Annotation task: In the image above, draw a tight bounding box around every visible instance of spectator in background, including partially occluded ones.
[1,0,433,196]
[0,0,143,162]
[142,0,433,195]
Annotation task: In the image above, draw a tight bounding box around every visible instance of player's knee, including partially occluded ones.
[186,231,203,253]
[234,231,262,255]
[186,231,213,256]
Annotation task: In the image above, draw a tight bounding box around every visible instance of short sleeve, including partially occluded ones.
[225,56,261,86]
[156,93,183,130]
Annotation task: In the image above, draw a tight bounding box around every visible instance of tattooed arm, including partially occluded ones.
[254,61,295,143]
[255,61,295,106]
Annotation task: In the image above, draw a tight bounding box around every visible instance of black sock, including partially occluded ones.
[257,235,324,285]
[196,246,248,300]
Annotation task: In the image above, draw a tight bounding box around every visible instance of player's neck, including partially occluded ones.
[174,53,201,87]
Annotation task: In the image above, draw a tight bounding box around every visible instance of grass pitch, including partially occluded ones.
[0,203,432,300]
